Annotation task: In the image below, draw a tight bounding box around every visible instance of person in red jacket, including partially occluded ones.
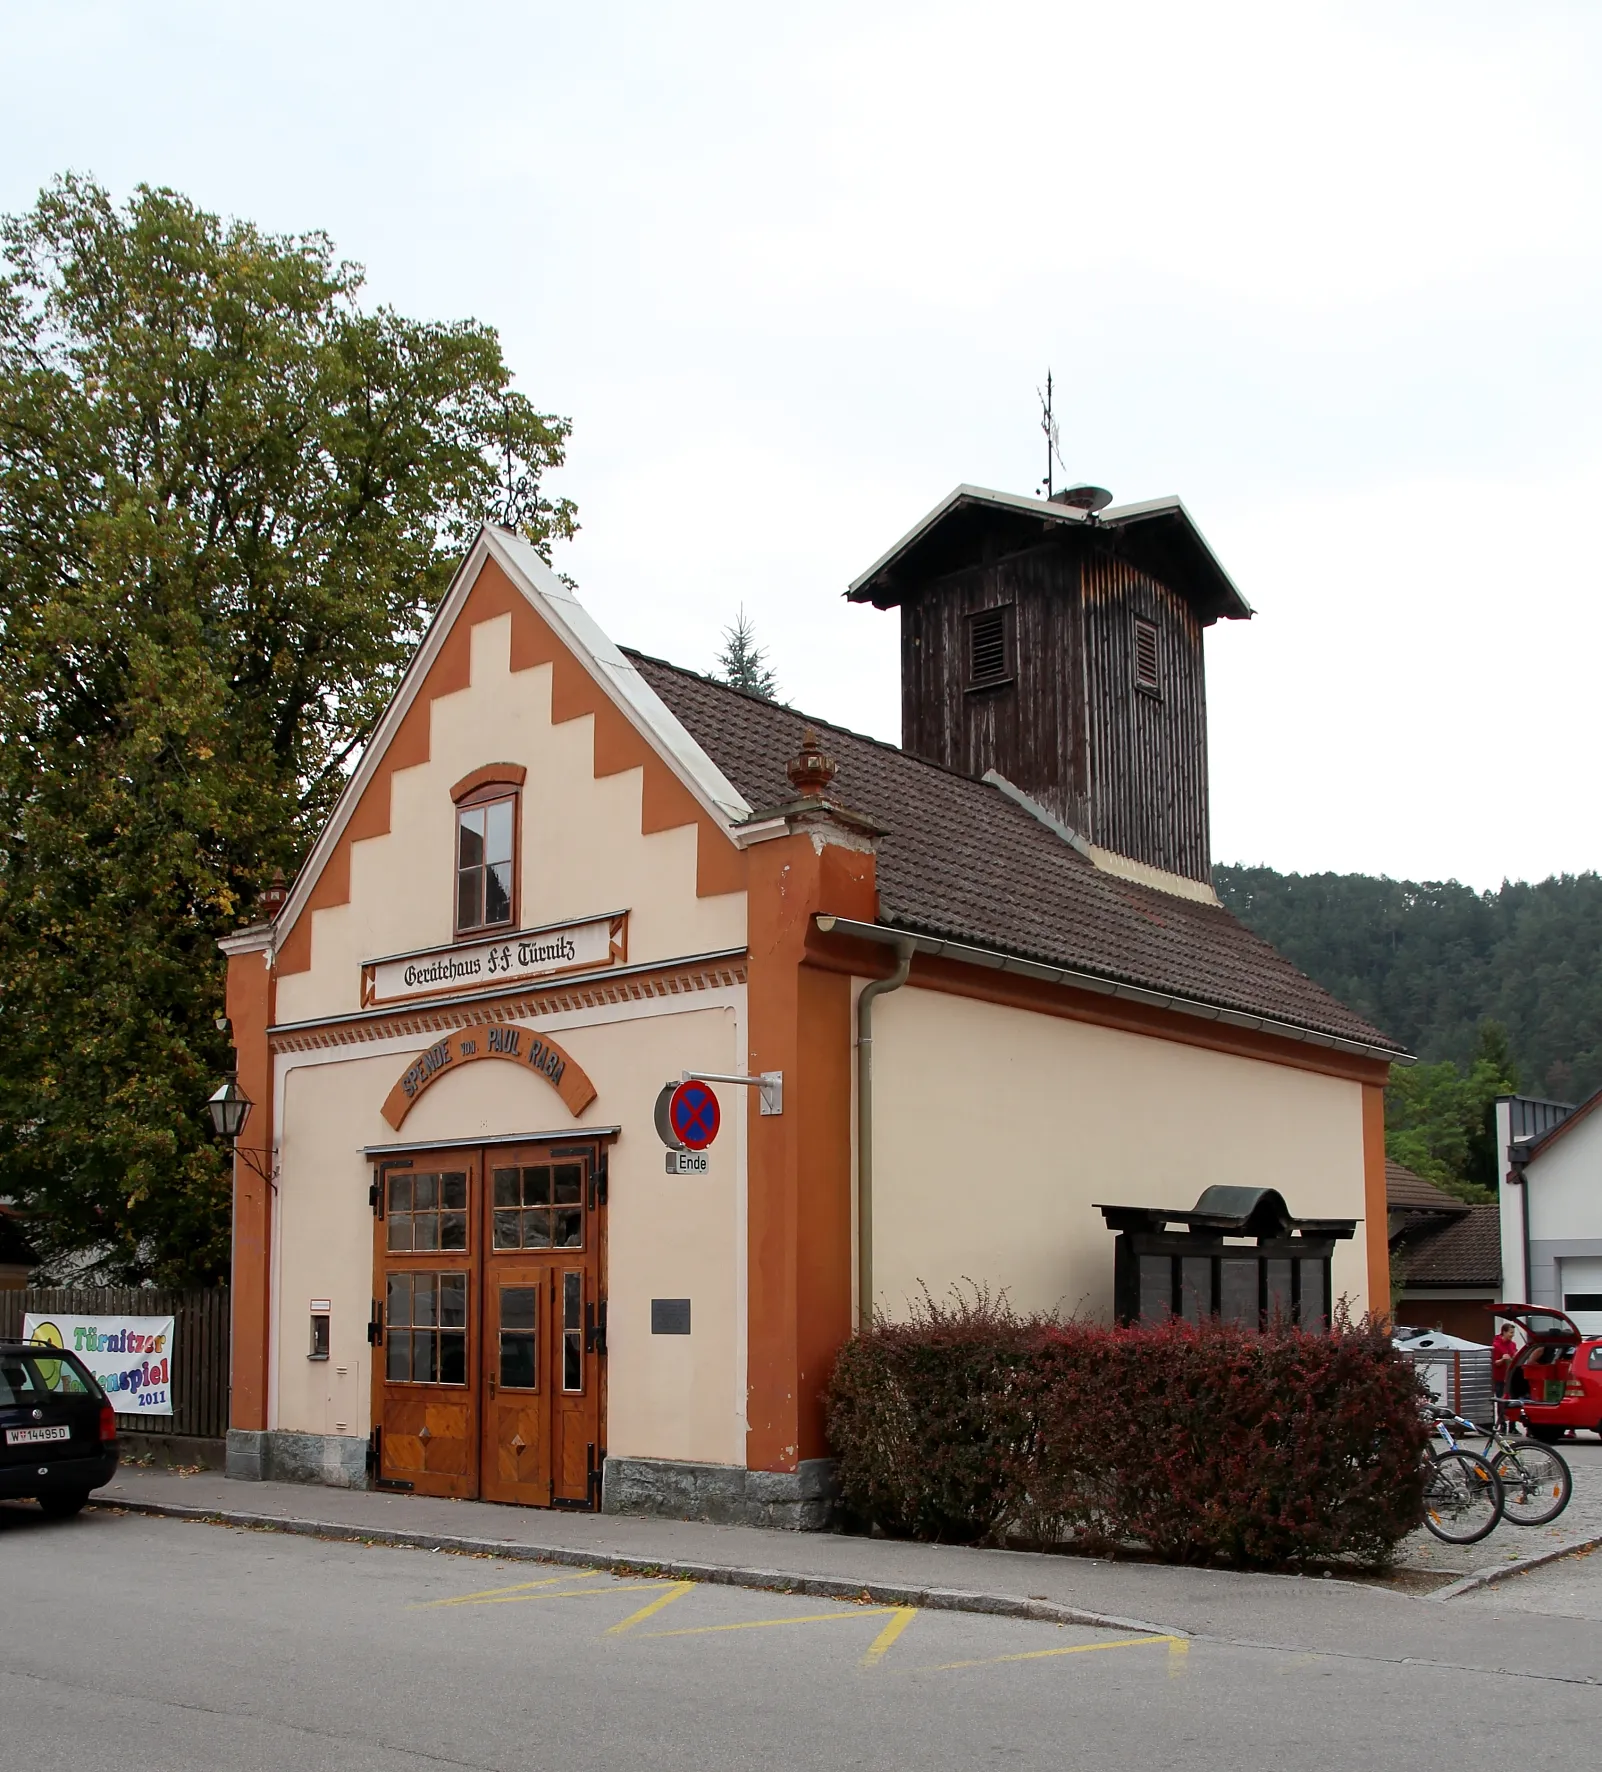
[1492,1321,1520,1396]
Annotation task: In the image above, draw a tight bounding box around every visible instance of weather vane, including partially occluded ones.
[1037,370,1067,499]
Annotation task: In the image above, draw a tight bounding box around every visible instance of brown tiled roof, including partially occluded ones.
[629,653,1403,1053]
[1386,1159,1468,1216]
[1396,1204,1502,1290]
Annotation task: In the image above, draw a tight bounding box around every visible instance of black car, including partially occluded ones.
[0,1340,119,1516]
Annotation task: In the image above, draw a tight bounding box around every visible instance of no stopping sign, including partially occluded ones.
[668,1080,721,1151]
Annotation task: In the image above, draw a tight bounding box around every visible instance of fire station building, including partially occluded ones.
[220,485,1404,1525]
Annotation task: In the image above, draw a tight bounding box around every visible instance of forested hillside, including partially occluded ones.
[1215,866,1602,1104]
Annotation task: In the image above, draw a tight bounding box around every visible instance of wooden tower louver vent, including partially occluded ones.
[967,605,1012,687]
[1134,617,1160,691]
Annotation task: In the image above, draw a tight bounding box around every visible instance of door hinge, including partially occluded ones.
[369,1179,381,1216]
[586,1299,607,1356]
[366,1427,380,1475]
[367,1300,384,1346]
[588,1154,608,1210]
[586,1442,603,1510]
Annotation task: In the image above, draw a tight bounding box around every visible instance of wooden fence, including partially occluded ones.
[0,1287,230,1440]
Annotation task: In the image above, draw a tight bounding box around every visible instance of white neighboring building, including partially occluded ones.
[1498,1089,1602,1334]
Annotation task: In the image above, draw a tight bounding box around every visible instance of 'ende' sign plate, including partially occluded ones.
[363,913,626,1008]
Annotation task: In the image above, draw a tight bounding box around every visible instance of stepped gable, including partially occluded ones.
[626,652,1402,1054]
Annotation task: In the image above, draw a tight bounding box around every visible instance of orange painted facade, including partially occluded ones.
[744,826,878,1471]
[223,937,275,1433]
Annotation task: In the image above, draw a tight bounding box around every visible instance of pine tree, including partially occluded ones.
[716,607,780,700]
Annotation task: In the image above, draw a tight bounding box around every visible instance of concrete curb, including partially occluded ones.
[89,1496,1185,1639]
[1430,1531,1602,1601]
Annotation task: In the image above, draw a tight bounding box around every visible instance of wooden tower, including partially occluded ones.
[847,487,1251,885]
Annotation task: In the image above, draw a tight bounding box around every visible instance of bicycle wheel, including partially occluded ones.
[1489,1441,1571,1527]
[1423,1450,1503,1545]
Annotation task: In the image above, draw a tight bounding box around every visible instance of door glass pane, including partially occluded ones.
[526,1167,552,1206]
[1220,1260,1258,1326]
[553,1165,582,1205]
[387,1171,469,1255]
[493,1168,519,1207]
[494,1210,522,1250]
[563,1273,583,1392]
[438,1274,467,1328]
[500,1286,538,1390]
[384,1271,468,1386]
[554,1210,583,1249]
[1138,1256,1170,1323]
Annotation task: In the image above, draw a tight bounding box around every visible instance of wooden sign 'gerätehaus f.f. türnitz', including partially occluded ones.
[360,912,627,1008]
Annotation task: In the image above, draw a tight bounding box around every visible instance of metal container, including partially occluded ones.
[1394,1330,1495,1426]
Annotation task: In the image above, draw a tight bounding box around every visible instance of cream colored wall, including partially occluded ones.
[276,612,745,1025]
[870,986,1370,1322]
[270,998,746,1467]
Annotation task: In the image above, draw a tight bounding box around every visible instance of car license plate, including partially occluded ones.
[5,1424,70,1446]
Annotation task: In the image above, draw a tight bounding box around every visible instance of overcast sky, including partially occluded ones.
[6,1,1599,890]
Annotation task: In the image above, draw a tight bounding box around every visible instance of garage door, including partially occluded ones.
[1560,1258,1602,1337]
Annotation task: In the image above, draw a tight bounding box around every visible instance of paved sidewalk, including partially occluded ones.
[84,1463,1602,1685]
[1397,1438,1602,1578]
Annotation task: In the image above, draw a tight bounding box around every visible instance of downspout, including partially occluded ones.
[1508,1139,1533,1304]
[856,938,915,1331]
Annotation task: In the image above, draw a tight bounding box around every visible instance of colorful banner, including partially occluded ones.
[23,1312,176,1417]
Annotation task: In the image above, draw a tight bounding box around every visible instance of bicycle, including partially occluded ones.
[1420,1416,1503,1544]
[1431,1403,1572,1529]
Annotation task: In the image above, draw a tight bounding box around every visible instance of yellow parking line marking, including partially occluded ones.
[606,1580,696,1636]
[1167,1638,1189,1678]
[901,1633,1182,1674]
[414,1571,603,1609]
[860,1606,918,1669]
[471,1583,680,1607]
[649,1606,900,1639]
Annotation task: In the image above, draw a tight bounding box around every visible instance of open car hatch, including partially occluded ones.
[1490,1302,1583,1344]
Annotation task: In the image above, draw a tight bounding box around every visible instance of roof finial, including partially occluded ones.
[786,727,837,798]
[259,867,289,920]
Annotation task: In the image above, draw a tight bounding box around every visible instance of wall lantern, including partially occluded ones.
[204,1060,276,1187]
[206,1075,252,1143]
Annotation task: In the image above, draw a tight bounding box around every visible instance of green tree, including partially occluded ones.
[715,606,779,700]
[1384,1021,1519,1201]
[0,175,576,1284]
[1216,863,1602,1101]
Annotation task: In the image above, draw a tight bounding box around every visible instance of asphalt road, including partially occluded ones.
[2,1504,1600,1772]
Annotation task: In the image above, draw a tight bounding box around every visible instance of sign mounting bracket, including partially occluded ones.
[681,1069,783,1116]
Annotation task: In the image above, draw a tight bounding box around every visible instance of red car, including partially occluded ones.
[1494,1303,1602,1442]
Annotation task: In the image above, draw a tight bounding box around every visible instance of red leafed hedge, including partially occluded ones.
[825,1291,1430,1568]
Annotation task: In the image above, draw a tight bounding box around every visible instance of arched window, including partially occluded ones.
[450,766,526,936]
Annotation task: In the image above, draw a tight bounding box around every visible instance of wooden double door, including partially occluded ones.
[370,1139,607,1507]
